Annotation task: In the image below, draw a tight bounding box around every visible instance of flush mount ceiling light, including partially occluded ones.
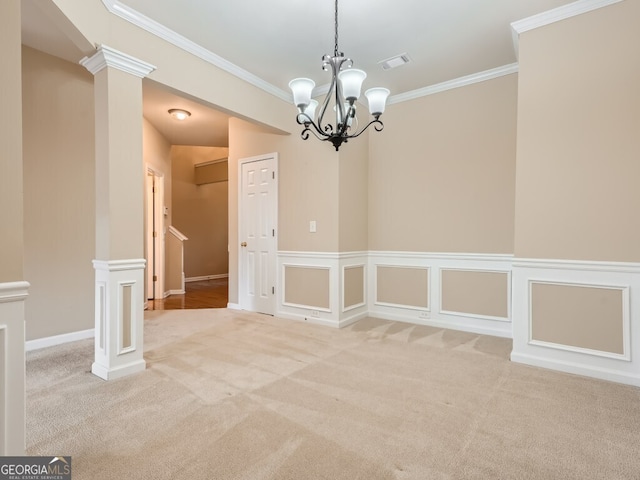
[168,109,191,121]
[288,0,390,151]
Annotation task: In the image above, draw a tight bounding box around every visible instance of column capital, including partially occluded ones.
[80,44,156,78]
[0,281,30,303]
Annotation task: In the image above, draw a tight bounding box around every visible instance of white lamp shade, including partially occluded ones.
[289,78,315,108]
[365,87,390,116]
[298,99,318,124]
[338,69,367,101]
[334,102,354,127]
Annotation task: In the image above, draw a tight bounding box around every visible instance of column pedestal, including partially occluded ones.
[0,281,29,455]
[92,259,146,380]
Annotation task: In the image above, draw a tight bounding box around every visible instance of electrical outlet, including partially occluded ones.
[311,310,320,317]
[418,311,430,319]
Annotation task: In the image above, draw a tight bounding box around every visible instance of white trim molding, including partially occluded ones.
[388,64,518,105]
[0,281,30,303]
[80,44,156,77]
[0,280,29,455]
[26,329,95,352]
[100,0,290,102]
[369,252,513,338]
[512,257,640,387]
[277,251,369,328]
[511,0,624,57]
[185,274,228,283]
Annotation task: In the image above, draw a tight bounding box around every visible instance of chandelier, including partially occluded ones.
[288,0,390,151]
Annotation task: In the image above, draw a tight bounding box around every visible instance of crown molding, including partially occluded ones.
[511,0,624,57]
[80,44,156,77]
[388,63,519,105]
[100,0,619,108]
[100,0,291,102]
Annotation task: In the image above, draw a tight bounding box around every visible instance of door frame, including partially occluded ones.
[238,152,278,314]
[145,165,165,301]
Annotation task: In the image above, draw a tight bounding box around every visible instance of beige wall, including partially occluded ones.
[0,1,24,283]
[142,117,172,295]
[171,145,229,278]
[49,0,293,136]
[22,46,96,340]
[339,131,369,252]
[368,74,517,254]
[514,1,640,262]
[143,118,172,219]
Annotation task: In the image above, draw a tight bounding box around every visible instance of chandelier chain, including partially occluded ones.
[334,0,339,56]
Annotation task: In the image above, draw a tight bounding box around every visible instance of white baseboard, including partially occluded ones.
[227,303,241,310]
[369,310,512,338]
[167,289,185,295]
[26,328,95,352]
[185,274,228,282]
[511,352,640,388]
[276,311,341,328]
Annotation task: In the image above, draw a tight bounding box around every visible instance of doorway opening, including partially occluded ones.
[145,167,165,302]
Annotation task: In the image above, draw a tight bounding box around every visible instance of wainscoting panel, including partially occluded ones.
[512,258,640,387]
[283,265,331,311]
[278,252,369,327]
[0,281,29,455]
[343,264,366,312]
[376,265,430,310]
[0,324,5,454]
[440,268,510,321]
[369,252,513,337]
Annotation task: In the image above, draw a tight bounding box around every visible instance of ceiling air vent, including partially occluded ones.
[379,53,411,70]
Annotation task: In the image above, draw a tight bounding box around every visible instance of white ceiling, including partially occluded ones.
[21,0,578,147]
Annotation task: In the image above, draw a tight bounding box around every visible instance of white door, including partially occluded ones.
[239,154,277,315]
[145,168,165,300]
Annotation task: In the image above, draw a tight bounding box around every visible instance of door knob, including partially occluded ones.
[241,242,247,247]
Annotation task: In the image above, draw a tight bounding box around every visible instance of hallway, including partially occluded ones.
[147,278,228,310]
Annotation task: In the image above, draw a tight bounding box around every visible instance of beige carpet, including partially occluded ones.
[26,310,640,479]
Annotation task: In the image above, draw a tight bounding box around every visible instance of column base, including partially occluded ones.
[92,259,146,381]
[92,359,146,381]
[0,281,29,455]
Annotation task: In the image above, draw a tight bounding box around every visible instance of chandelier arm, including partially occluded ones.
[301,124,333,142]
[344,118,384,140]
[296,113,332,140]
[316,59,337,134]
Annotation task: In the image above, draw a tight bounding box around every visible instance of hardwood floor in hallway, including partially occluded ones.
[146,278,228,310]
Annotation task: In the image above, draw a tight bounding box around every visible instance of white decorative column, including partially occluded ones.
[92,260,146,379]
[0,282,29,455]
[81,46,155,380]
[0,0,27,454]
